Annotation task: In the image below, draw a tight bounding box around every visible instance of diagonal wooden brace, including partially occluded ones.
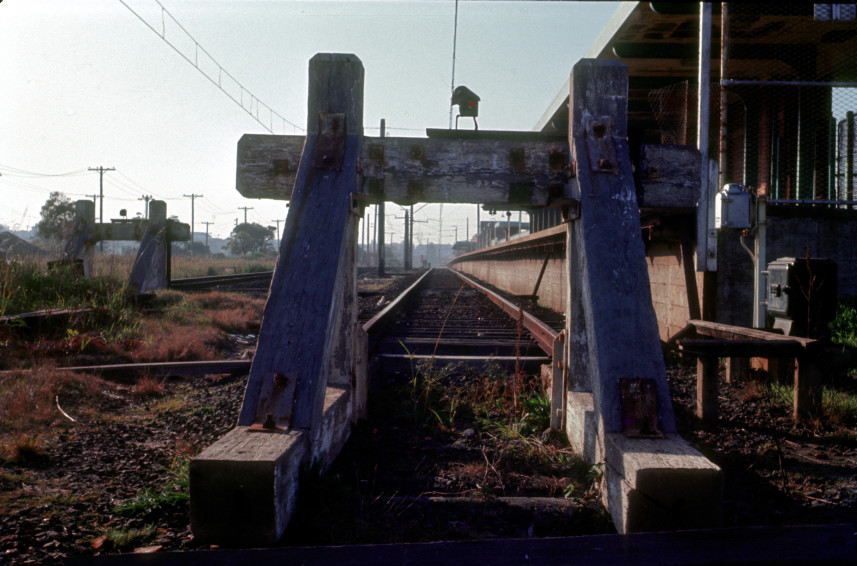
[564,59,721,533]
[191,53,364,546]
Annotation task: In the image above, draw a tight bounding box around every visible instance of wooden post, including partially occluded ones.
[697,355,719,422]
[237,53,364,435]
[725,356,749,384]
[549,333,565,429]
[191,54,364,545]
[794,354,822,421]
[128,200,168,294]
[64,200,96,277]
[567,59,676,435]
[566,59,720,534]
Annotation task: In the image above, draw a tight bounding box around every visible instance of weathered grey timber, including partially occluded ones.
[191,53,364,545]
[63,199,189,292]
[237,133,570,205]
[637,144,705,209]
[237,133,704,209]
[128,200,169,294]
[564,59,721,533]
[195,54,721,544]
[676,320,823,421]
[63,200,96,276]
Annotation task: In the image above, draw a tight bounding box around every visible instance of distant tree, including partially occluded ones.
[225,222,274,255]
[35,191,76,241]
[173,241,210,257]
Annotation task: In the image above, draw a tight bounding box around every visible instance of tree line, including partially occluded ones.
[30,192,277,255]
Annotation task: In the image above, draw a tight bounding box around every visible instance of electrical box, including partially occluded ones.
[766,257,837,338]
[715,183,752,229]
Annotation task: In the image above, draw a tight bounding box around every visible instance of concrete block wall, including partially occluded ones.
[646,240,701,340]
[454,208,857,343]
[717,207,857,327]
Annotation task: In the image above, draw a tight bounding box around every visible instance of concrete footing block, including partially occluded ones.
[312,385,353,468]
[565,391,597,463]
[189,428,307,546]
[602,433,722,534]
[190,386,353,546]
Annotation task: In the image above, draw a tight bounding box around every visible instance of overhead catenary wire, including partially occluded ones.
[117,0,304,135]
[0,164,91,178]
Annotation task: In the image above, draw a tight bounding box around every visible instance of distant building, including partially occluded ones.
[0,232,49,262]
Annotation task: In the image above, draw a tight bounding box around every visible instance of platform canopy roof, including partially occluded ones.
[535,2,857,135]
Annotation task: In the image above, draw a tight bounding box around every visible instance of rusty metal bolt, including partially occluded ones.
[263,413,276,430]
[274,372,289,388]
[598,158,612,169]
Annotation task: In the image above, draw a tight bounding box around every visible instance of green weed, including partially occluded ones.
[830,299,857,349]
[114,453,190,517]
[101,524,158,551]
[764,381,857,426]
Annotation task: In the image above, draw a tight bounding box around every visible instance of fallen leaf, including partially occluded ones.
[91,535,107,550]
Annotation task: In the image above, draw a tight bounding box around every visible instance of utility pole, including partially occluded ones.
[271,218,284,250]
[184,193,203,249]
[88,166,114,251]
[476,204,480,249]
[201,221,214,252]
[85,194,98,208]
[378,119,386,277]
[139,195,153,219]
[238,206,254,224]
[404,211,409,269]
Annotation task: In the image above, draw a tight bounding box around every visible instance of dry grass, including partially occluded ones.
[0,365,116,459]
[123,291,263,362]
[2,434,46,463]
[130,321,220,362]
[132,375,166,397]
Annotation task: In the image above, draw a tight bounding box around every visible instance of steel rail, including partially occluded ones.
[362,269,434,333]
[446,268,559,356]
[169,271,274,290]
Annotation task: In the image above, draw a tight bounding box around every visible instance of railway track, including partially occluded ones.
[168,266,405,293]
[365,268,564,375]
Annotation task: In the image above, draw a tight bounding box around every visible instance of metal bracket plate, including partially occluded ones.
[251,371,298,432]
[619,377,664,438]
[583,116,617,173]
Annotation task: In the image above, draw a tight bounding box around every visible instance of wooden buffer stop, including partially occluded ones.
[63,199,190,294]
[190,54,721,545]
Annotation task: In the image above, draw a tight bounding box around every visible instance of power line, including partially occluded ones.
[117,0,304,134]
[0,163,90,178]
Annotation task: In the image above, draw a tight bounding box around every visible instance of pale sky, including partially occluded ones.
[0,0,619,244]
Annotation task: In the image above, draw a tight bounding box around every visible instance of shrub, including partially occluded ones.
[829,298,857,349]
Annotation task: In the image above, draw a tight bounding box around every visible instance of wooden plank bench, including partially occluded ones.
[674,320,822,422]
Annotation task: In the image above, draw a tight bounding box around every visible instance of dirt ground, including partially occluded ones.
[1,275,856,564]
[667,359,857,528]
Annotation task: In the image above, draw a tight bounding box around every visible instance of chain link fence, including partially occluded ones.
[648,3,857,206]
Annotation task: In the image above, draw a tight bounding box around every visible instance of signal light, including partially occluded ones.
[451,85,480,130]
